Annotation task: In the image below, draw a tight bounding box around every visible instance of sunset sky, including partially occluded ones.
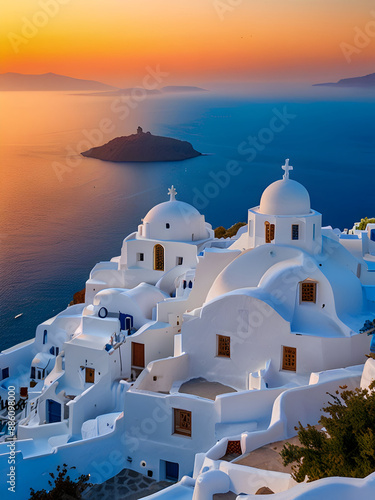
[1,0,374,87]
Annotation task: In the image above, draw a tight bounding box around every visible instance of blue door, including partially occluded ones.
[165,461,179,481]
[119,313,133,331]
[47,399,61,423]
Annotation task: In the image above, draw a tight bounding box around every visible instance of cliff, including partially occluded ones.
[81,128,202,162]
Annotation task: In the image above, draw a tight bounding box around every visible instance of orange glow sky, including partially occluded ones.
[1,0,374,87]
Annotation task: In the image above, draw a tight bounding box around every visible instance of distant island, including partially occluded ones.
[0,72,116,91]
[161,86,207,93]
[81,127,202,162]
[86,87,162,97]
[83,85,208,97]
[0,72,209,94]
[313,72,375,88]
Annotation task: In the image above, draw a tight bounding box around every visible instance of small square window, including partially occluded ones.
[217,335,230,358]
[173,409,191,436]
[166,223,170,229]
[282,346,297,371]
[177,257,183,266]
[300,281,317,303]
[137,253,144,262]
[2,367,9,380]
[292,225,299,240]
[225,440,242,456]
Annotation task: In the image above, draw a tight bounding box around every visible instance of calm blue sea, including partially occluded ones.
[0,88,374,350]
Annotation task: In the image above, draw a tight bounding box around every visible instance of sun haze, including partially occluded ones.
[1,0,374,87]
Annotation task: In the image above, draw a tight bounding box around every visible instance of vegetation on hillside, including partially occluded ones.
[280,382,375,483]
[214,222,246,239]
[69,288,85,306]
[30,464,91,499]
[356,217,375,230]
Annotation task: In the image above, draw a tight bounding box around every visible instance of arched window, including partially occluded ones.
[265,221,275,243]
[153,244,165,271]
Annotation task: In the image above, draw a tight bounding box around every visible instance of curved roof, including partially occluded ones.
[206,245,304,302]
[259,178,311,216]
[142,187,209,241]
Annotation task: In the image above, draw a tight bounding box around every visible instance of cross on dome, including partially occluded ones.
[168,185,177,201]
[282,159,293,179]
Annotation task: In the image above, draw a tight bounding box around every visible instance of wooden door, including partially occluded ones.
[85,367,95,383]
[132,342,145,368]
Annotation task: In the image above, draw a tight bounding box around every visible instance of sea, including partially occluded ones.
[0,87,374,351]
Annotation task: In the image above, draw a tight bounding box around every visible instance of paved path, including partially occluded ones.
[83,468,172,499]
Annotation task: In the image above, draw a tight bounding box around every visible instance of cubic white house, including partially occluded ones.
[0,162,374,499]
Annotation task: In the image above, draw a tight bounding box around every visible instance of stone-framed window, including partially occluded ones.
[217,334,230,358]
[173,409,191,437]
[282,346,297,371]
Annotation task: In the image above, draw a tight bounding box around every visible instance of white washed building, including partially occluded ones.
[0,162,374,498]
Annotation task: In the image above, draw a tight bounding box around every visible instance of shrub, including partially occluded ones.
[356,218,375,230]
[29,464,91,499]
[280,382,375,482]
[214,222,246,239]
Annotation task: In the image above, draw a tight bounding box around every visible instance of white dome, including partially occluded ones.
[259,178,311,216]
[141,187,209,242]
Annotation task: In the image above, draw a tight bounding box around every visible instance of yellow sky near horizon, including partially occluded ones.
[1,0,374,87]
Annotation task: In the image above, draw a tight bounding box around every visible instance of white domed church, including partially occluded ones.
[86,186,214,302]
[231,160,322,253]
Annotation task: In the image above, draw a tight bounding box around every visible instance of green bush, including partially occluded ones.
[30,464,91,499]
[356,218,375,230]
[280,382,375,482]
[214,222,246,239]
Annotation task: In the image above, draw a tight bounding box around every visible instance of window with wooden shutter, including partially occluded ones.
[173,409,191,436]
[225,440,242,456]
[300,281,317,303]
[153,244,164,271]
[265,221,275,243]
[282,346,297,371]
[217,335,230,358]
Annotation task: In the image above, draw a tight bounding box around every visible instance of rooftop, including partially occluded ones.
[234,434,306,474]
[178,377,237,400]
